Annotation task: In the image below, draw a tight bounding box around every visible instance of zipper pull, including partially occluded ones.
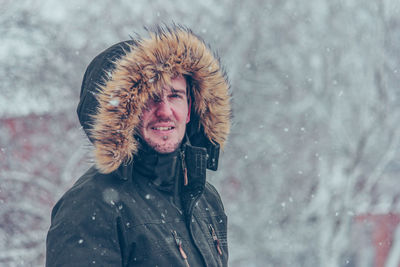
[209,224,223,255]
[181,150,188,186]
[171,230,190,267]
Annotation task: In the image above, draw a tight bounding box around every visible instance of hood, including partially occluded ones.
[77,25,231,174]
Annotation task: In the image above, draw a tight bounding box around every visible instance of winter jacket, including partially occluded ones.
[46,25,231,266]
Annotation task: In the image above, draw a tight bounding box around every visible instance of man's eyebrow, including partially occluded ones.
[171,88,186,94]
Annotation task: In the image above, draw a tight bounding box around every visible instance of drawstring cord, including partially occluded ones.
[172,230,190,267]
[180,150,188,186]
[209,224,223,255]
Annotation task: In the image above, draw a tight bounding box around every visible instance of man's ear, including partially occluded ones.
[186,95,191,124]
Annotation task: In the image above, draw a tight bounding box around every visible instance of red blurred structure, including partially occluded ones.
[355,213,400,267]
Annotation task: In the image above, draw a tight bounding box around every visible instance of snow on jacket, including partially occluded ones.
[46,25,231,266]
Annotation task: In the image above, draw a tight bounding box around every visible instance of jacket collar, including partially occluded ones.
[133,137,180,193]
[113,136,206,196]
[112,135,208,219]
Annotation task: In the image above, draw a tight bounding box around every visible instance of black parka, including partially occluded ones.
[46,25,231,266]
[46,140,228,266]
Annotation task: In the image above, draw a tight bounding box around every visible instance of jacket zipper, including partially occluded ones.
[180,147,208,266]
[180,150,188,186]
[172,230,190,267]
[209,224,223,256]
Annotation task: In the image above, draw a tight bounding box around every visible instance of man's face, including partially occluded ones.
[139,75,190,153]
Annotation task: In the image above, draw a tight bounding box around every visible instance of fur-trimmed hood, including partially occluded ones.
[77,26,231,174]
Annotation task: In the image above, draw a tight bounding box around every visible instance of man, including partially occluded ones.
[46,25,231,266]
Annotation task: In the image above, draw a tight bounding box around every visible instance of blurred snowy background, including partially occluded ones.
[1,0,400,266]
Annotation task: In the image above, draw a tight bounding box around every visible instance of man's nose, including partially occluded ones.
[155,100,173,118]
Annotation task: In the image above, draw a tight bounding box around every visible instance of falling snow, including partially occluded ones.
[2,1,400,266]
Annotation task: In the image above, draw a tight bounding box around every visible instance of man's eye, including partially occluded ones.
[153,96,162,103]
[170,94,182,99]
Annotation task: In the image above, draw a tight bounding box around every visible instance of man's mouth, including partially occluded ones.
[151,126,174,131]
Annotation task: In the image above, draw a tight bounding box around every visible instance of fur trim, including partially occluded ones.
[91,26,231,174]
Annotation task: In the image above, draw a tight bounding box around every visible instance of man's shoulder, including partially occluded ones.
[204,181,222,199]
[50,166,127,220]
[72,166,119,189]
[64,166,119,199]
[202,181,225,213]
[204,181,221,195]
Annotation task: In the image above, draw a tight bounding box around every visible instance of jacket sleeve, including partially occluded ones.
[46,186,125,267]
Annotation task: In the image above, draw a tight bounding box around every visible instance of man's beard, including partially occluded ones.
[144,138,181,154]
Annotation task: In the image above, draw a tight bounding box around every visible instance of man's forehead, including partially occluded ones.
[161,76,187,93]
[148,81,187,102]
[156,85,186,95]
